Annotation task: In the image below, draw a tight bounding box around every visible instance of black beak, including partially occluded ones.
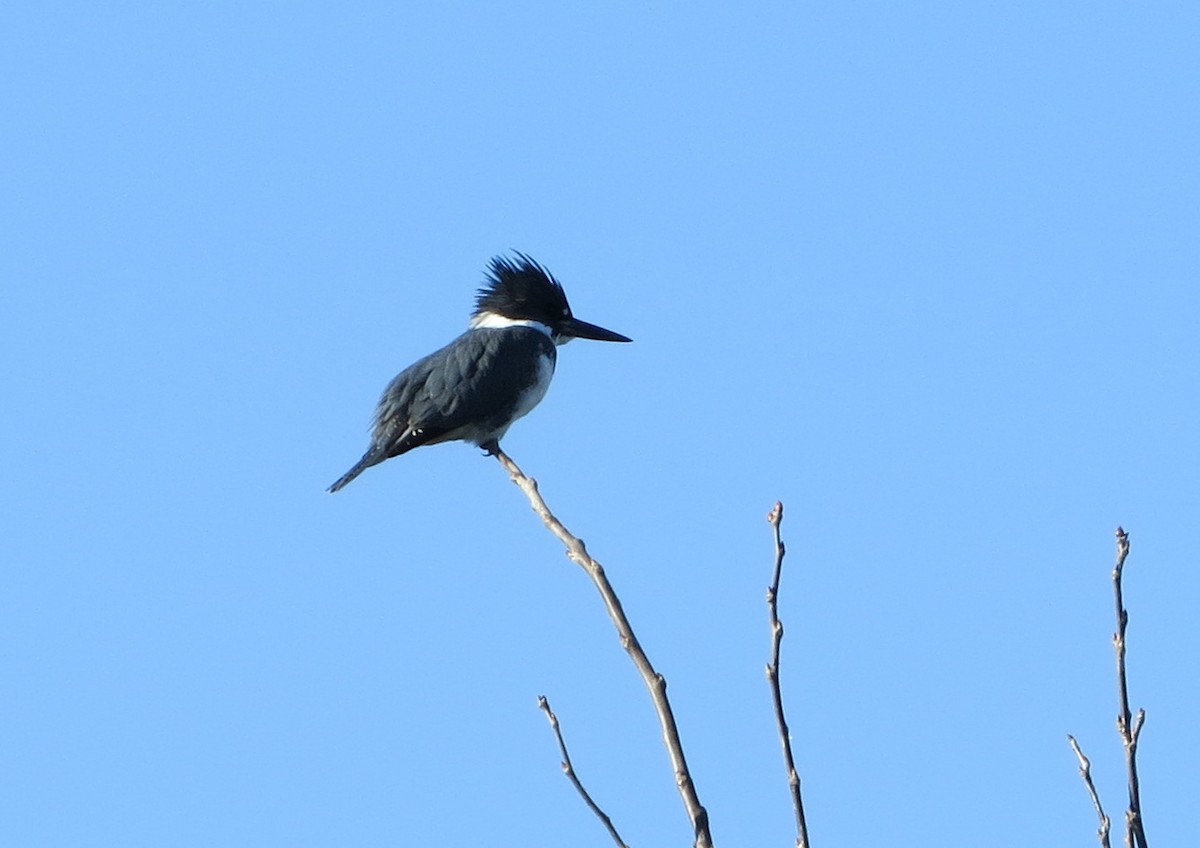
[559,316,632,343]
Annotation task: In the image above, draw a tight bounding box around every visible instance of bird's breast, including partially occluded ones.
[509,349,556,421]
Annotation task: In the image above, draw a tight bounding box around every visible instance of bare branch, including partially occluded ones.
[493,446,713,848]
[538,696,630,848]
[1067,734,1112,848]
[1111,527,1149,848]
[764,502,810,848]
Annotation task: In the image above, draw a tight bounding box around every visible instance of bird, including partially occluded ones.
[328,253,631,492]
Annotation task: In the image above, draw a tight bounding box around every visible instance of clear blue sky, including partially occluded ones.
[3,2,1197,845]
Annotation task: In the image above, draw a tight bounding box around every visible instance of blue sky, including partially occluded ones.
[3,2,1197,845]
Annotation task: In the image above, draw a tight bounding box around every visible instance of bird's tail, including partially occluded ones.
[327,449,382,493]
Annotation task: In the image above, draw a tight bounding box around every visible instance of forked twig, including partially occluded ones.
[1067,734,1112,848]
[1068,528,1150,848]
[492,446,713,848]
[1111,528,1148,848]
[538,696,630,848]
[765,502,810,848]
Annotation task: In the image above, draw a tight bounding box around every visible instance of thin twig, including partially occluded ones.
[764,502,810,848]
[1111,527,1149,848]
[492,446,713,848]
[538,695,630,848]
[1067,734,1112,848]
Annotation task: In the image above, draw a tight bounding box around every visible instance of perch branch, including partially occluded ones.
[764,502,810,848]
[492,445,713,848]
[538,696,630,848]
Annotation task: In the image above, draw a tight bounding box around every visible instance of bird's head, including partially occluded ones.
[470,253,632,345]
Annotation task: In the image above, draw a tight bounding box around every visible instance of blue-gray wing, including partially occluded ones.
[326,328,556,492]
[372,328,556,458]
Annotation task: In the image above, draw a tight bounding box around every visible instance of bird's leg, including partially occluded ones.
[479,438,501,457]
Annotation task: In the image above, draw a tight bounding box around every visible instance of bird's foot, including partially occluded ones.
[479,439,501,457]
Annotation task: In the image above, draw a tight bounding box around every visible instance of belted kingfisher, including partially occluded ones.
[328,253,631,492]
